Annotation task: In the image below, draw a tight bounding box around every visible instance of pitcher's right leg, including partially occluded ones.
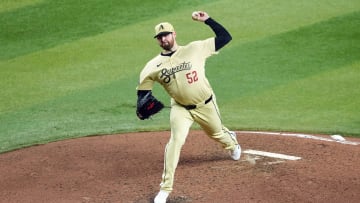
[158,104,193,192]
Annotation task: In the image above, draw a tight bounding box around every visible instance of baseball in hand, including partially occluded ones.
[192,11,203,20]
[192,11,199,20]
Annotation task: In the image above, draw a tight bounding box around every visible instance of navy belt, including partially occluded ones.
[179,95,213,110]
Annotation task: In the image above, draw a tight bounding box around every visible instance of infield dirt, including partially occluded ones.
[0,131,359,203]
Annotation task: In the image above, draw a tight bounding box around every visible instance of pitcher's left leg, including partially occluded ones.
[191,97,239,152]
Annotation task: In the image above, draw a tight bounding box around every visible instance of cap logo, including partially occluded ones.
[154,22,174,38]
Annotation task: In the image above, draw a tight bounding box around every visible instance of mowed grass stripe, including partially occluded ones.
[2,1,359,113]
[211,11,360,134]
[0,0,44,13]
[0,79,151,152]
[207,0,360,44]
[2,0,358,60]
[228,62,360,135]
[209,11,360,98]
[0,0,217,60]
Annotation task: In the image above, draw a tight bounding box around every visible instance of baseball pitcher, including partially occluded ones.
[136,11,241,203]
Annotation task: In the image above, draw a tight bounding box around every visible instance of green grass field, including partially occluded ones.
[1,0,359,153]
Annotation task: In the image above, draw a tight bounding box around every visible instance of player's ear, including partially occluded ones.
[172,31,176,38]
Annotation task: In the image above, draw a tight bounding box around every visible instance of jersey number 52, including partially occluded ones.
[186,71,198,84]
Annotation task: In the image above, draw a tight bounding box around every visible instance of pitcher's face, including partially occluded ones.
[156,32,176,51]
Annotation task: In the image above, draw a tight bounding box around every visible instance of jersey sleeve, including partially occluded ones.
[137,63,156,91]
[190,38,218,58]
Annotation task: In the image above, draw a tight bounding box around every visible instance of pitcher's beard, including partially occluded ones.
[161,42,172,51]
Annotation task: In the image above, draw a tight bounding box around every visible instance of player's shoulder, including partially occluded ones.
[186,37,215,48]
[145,54,163,67]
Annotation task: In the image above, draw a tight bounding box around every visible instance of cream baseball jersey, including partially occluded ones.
[137,37,217,105]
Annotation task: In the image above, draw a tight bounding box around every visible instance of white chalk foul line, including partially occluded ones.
[240,131,359,146]
[243,149,301,160]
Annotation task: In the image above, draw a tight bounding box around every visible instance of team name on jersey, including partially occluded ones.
[160,61,192,83]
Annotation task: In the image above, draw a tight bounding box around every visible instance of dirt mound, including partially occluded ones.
[0,131,359,203]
